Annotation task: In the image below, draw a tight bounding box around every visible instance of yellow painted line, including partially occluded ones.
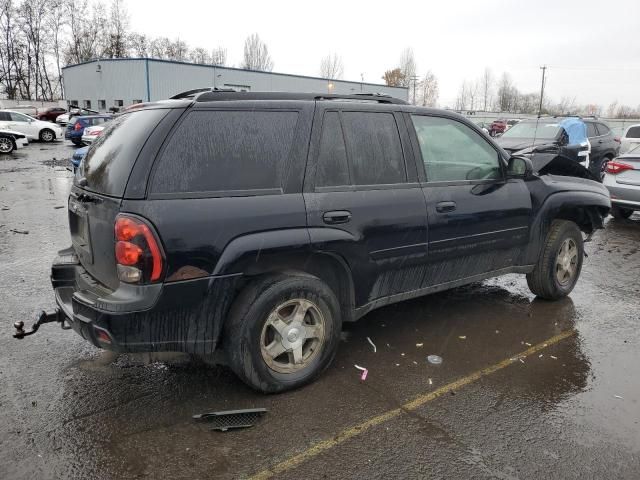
[249,329,576,480]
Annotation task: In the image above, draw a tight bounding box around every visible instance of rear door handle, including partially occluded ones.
[323,210,352,225]
[436,201,457,213]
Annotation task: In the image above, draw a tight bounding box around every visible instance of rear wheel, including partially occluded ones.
[223,274,341,393]
[611,205,634,219]
[0,136,15,154]
[526,220,584,300]
[39,129,55,142]
[597,155,612,181]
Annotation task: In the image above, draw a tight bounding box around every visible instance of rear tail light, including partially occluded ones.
[605,160,634,175]
[87,130,101,136]
[114,214,164,284]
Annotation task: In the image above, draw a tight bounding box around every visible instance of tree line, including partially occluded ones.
[0,0,275,100]
[453,69,639,119]
[380,48,439,107]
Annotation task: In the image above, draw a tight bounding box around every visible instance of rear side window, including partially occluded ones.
[626,126,640,138]
[0,112,10,121]
[80,109,168,196]
[341,112,406,185]
[316,112,349,187]
[586,122,598,137]
[596,123,610,136]
[151,110,298,194]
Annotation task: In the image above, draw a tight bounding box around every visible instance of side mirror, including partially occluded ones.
[507,156,534,179]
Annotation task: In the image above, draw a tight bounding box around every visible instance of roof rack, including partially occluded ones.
[190,90,408,104]
[170,87,236,100]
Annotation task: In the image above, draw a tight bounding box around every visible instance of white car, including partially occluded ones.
[620,124,640,155]
[0,129,28,154]
[81,125,106,145]
[0,110,63,142]
[56,107,100,126]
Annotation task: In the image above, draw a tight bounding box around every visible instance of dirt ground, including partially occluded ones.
[1,141,639,479]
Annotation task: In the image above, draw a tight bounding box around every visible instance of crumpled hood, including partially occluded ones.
[495,137,558,153]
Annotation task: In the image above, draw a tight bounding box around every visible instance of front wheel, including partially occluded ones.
[0,136,15,154]
[223,274,342,393]
[39,129,55,142]
[526,220,584,300]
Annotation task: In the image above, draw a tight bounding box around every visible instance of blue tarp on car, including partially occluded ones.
[558,118,587,146]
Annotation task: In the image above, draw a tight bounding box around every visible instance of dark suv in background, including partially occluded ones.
[497,117,619,180]
[24,92,610,393]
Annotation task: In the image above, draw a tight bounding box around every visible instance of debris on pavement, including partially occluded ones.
[458,336,467,340]
[10,229,29,234]
[428,378,433,385]
[354,364,368,381]
[614,395,624,400]
[193,408,267,432]
[550,355,558,360]
[519,358,525,364]
[416,343,423,347]
[427,355,443,365]
[366,336,377,353]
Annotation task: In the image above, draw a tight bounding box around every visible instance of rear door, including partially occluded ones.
[408,114,532,285]
[622,125,640,153]
[305,105,428,307]
[586,121,603,166]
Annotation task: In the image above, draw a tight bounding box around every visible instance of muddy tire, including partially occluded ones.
[39,128,55,142]
[611,206,633,219]
[223,274,341,393]
[526,220,583,300]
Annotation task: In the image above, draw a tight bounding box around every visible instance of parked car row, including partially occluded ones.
[65,115,111,146]
[0,110,63,145]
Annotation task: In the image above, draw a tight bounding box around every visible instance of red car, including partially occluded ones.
[36,107,67,122]
[490,118,520,137]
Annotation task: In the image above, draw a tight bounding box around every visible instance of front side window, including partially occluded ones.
[411,115,502,182]
[9,112,29,122]
[341,111,406,185]
[151,110,299,194]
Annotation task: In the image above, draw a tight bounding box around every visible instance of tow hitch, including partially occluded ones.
[13,309,71,339]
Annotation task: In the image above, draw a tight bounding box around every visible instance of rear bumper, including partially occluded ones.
[51,248,241,355]
[604,176,640,207]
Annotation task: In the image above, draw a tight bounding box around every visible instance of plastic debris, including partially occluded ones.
[550,355,558,360]
[428,378,433,385]
[412,361,418,365]
[525,342,532,347]
[10,229,29,234]
[427,355,443,365]
[366,337,377,353]
[354,364,368,381]
[395,363,400,367]
[193,408,267,432]
[519,358,525,364]
[614,395,623,400]
[458,336,466,340]
[400,353,405,356]
[495,330,500,334]
[539,354,544,358]
[416,343,423,347]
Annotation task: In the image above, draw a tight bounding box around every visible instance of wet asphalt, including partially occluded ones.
[1,141,639,480]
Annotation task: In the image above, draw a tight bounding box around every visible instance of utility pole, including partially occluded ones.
[410,75,419,105]
[537,65,547,117]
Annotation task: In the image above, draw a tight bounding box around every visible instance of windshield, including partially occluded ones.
[79,108,168,196]
[501,121,561,140]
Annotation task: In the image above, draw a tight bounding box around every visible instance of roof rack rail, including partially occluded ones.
[191,90,408,104]
[170,87,236,100]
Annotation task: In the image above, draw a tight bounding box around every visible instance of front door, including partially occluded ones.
[304,107,429,307]
[408,114,532,287]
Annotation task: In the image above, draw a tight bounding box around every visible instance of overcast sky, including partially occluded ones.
[128,0,640,108]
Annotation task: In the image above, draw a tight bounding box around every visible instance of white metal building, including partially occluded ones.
[62,58,408,111]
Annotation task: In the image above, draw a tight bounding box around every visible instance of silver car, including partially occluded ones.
[603,144,640,218]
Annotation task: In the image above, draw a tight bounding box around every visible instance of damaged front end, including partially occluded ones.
[513,144,600,182]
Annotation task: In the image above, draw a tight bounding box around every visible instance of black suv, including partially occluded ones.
[22,92,610,393]
[496,117,620,180]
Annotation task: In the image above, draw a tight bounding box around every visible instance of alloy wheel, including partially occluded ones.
[0,137,13,153]
[555,238,578,286]
[260,298,325,374]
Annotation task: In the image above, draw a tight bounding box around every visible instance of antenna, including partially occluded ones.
[531,65,547,149]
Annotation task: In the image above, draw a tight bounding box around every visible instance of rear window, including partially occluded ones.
[150,110,299,195]
[80,109,168,196]
[596,123,610,135]
[625,126,640,139]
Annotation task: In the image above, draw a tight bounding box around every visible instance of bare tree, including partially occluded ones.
[46,0,67,96]
[128,32,148,57]
[149,36,170,59]
[103,0,129,58]
[0,0,22,98]
[64,1,106,65]
[166,38,188,61]
[495,73,517,112]
[189,47,211,65]
[319,53,343,79]
[455,81,470,111]
[242,33,273,71]
[398,47,416,88]
[211,46,226,66]
[382,68,405,87]
[606,101,618,118]
[418,70,438,107]
[480,67,493,111]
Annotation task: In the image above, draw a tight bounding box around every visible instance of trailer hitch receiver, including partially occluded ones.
[13,309,70,339]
